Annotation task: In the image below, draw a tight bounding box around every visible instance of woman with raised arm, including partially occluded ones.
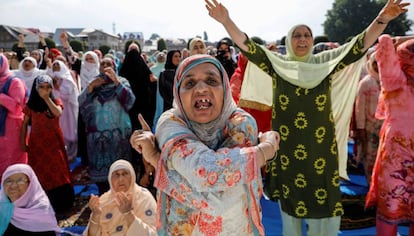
[206,0,409,235]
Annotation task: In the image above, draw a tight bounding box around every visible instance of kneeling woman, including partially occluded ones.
[84,159,157,236]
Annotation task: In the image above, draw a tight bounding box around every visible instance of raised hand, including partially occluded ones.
[205,0,230,24]
[378,0,410,23]
[88,194,102,216]
[130,114,160,169]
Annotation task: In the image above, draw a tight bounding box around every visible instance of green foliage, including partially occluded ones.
[37,37,56,49]
[313,35,330,45]
[69,39,84,52]
[150,33,160,40]
[99,45,111,56]
[323,0,412,44]
[157,38,167,51]
[203,31,208,42]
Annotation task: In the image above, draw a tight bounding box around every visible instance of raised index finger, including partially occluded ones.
[138,113,151,131]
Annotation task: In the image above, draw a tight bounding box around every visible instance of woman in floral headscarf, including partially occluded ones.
[365,34,414,236]
[131,54,280,235]
[0,163,60,236]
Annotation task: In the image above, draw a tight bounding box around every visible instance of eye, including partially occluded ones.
[182,79,195,89]
[206,77,220,86]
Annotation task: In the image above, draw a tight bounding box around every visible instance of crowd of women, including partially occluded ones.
[0,0,413,235]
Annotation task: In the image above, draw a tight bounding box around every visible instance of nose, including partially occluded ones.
[194,81,209,92]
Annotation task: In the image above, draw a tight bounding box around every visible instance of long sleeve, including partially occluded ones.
[0,79,26,118]
[376,35,405,91]
[155,110,260,210]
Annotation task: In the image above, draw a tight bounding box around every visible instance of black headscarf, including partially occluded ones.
[26,75,56,113]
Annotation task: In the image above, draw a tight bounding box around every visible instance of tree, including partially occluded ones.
[323,0,412,44]
[203,31,208,42]
[69,39,84,52]
[150,33,160,40]
[37,37,56,49]
[99,45,111,56]
[157,38,167,51]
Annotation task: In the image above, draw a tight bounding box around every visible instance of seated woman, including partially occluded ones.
[0,163,60,236]
[83,159,157,236]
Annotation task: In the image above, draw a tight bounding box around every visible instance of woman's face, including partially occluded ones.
[22,59,35,71]
[191,42,207,55]
[179,62,224,124]
[30,51,41,61]
[111,169,132,193]
[85,54,96,64]
[291,25,313,57]
[4,173,30,202]
[172,52,182,66]
[52,62,61,72]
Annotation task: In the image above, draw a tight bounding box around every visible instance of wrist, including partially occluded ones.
[375,16,388,25]
[256,145,267,167]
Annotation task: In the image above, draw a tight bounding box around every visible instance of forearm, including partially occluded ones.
[362,17,388,52]
[44,98,62,117]
[221,17,248,51]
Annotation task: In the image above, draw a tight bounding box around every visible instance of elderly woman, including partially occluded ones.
[131,54,280,235]
[206,0,409,235]
[78,57,136,194]
[83,159,157,236]
[0,164,60,236]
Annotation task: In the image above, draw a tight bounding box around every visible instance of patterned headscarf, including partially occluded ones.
[397,38,414,80]
[166,54,237,149]
[26,75,56,113]
[0,164,60,235]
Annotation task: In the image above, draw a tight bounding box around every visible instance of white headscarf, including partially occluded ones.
[79,51,100,90]
[12,56,44,93]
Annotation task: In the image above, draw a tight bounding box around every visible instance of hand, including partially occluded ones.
[130,114,159,168]
[115,192,133,214]
[88,194,102,217]
[38,86,51,100]
[259,130,280,153]
[378,0,410,23]
[38,33,46,46]
[60,30,68,43]
[103,67,120,86]
[88,78,105,93]
[205,0,230,24]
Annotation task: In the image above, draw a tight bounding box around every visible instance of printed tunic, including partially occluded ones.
[23,100,72,191]
[243,35,365,218]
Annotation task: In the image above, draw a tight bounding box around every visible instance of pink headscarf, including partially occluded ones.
[0,164,60,234]
[397,38,414,80]
[0,54,12,86]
